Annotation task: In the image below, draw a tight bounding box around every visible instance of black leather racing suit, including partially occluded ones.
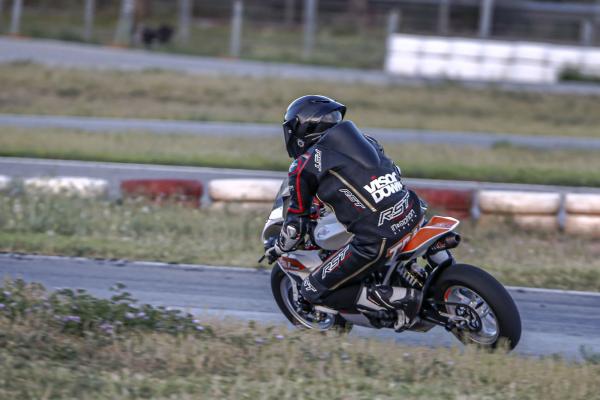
[285,121,424,310]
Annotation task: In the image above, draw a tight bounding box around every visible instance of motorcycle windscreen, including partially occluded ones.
[270,179,290,218]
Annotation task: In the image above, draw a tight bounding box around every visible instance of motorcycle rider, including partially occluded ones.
[265,95,425,329]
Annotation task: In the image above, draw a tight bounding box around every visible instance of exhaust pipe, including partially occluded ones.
[428,233,461,254]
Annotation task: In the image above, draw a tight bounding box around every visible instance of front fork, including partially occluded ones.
[278,263,304,301]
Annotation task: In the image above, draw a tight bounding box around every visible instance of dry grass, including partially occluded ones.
[0,194,599,291]
[2,127,600,186]
[4,323,600,400]
[454,220,600,290]
[0,280,599,400]
[0,194,265,266]
[2,64,600,137]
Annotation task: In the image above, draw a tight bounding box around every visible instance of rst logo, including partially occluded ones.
[339,188,366,210]
[363,172,403,204]
[378,192,410,226]
[314,149,322,172]
[321,245,351,280]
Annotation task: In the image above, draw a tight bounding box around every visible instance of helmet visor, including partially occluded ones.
[320,110,343,124]
[282,118,298,158]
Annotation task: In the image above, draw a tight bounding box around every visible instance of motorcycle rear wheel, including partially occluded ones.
[271,264,352,332]
[431,263,521,350]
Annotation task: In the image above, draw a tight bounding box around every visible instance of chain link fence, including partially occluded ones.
[1,0,599,70]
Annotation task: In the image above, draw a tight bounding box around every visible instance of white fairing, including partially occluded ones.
[313,211,353,250]
[267,207,283,221]
[285,250,323,274]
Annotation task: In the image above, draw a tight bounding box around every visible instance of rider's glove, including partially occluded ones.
[263,216,309,264]
[277,217,306,251]
[264,245,283,264]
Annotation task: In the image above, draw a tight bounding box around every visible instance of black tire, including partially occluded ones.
[270,264,352,332]
[431,263,521,350]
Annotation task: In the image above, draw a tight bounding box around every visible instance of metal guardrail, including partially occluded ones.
[381,0,600,15]
[381,0,600,44]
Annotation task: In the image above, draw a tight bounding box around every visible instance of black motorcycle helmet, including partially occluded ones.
[282,95,346,158]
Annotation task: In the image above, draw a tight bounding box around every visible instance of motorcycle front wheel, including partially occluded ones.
[431,263,522,350]
[270,264,352,332]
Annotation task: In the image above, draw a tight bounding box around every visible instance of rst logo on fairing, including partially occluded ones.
[339,188,366,210]
[363,172,403,204]
[321,245,351,280]
[378,192,410,226]
[314,149,322,172]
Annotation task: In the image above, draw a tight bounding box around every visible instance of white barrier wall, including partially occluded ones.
[0,175,11,191]
[23,177,109,198]
[385,34,600,83]
[208,179,282,202]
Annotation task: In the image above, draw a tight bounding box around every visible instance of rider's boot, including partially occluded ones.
[356,285,422,331]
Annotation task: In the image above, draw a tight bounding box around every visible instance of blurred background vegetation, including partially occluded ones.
[4,0,600,69]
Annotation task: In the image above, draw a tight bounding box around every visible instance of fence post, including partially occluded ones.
[114,0,135,46]
[580,19,594,46]
[284,0,295,26]
[84,0,95,42]
[303,0,317,59]
[438,0,450,35]
[178,0,192,45]
[9,0,23,36]
[596,1,600,46]
[0,0,4,31]
[229,0,243,58]
[386,9,400,37]
[478,0,494,38]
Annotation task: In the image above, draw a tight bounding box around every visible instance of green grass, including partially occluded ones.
[1,279,599,400]
[2,64,600,137]
[0,194,599,291]
[3,127,600,187]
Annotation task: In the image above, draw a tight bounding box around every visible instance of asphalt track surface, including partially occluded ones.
[1,253,599,360]
[3,157,600,201]
[2,37,600,96]
[3,113,600,151]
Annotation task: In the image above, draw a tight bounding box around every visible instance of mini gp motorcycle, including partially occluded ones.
[262,181,522,350]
